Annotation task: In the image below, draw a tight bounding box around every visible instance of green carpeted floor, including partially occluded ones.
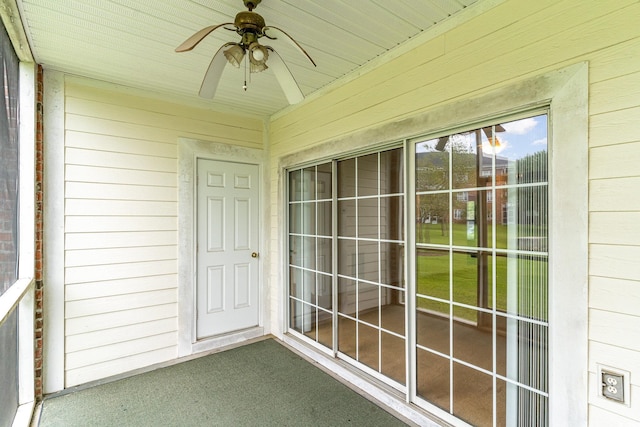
[38,339,408,427]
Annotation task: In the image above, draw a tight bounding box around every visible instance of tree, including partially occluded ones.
[415,134,479,241]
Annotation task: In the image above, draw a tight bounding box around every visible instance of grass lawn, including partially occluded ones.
[415,223,548,322]
[416,222,547,249]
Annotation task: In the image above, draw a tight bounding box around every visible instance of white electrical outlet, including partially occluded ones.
[597,364,631,406]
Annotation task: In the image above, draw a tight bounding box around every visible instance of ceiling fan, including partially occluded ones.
[175,0,316,104]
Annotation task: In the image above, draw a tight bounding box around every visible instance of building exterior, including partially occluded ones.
[1,0,639,426]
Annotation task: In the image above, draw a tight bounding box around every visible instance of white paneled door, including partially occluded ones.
[196,159,260,338]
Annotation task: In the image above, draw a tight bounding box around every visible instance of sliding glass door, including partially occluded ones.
[288,163,333,348]
[287,112,549,426]
[414,114,549,426]
[287,148,406,386]
[336,149,405,385]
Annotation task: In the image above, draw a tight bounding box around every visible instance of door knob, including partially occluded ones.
[251,252,259,258]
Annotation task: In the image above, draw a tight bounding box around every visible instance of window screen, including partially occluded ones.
[0,21,20,427]
[0,21,19,295]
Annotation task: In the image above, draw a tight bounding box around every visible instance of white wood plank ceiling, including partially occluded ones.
[16,0,479,117]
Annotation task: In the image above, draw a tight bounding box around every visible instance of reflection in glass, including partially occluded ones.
[303,269,315,304]
[450,190,487,248]
[516,184,548,248]
[289,267,302,300]
[381,292,405,336]
[381,332,406,385]
[289,203,301,234]
[316,237,332,274]
[317,162,332,199]
[357,153,378,197]
[358,198,378,239]
[337,158,356,198]
[415,138,449,192]
[303,304,318,341]
[289,235,302,266]
[416,248,449,301]
[414,114,549,427]
[301,202,316,235]
[288,164,336,352]
[291,148,409,392]
[494,254,548,320]
[336,148,406,386]
[318,315,333,348]
[496,378,507,427]
[499,115,548,185]
[509,385,547,426]
[415,193,449,245]
[451,191,478,246]
[358,240,379,283]
[453,363,493,427]
[289,169,301,201]
[358,281,379,326]
[492,186,548,252]
[289,298,303,334]
[358,322,379,371]
[317,201,332,236]
[290,301,316,336]
[338,199,356,237]
[416,299,449,355]
[302,166,316,200]
[514,150,548,184]
[380,148,403,194]
[496,315,548,392]
[417,350,450,411]
[491,187,511,247]
[302,236,316,270]
[380,196,403,241]
[338,315,357,359]
[316,273,332,311]
[450,131,481,189]
[380,242,403,287]
[487,254,505,312]
[338,239,356,277]
[338,277,356,316]
[452,306,492,371]
[452,251,480,308]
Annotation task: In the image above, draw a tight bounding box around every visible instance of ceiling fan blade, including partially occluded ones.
[175,23,234,52]
[199,43,236,98]
[263,26,316,67]
[266,47,304,104]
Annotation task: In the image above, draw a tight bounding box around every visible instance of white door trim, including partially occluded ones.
[177,138,266,357]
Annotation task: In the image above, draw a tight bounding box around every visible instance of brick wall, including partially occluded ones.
[34,64,44,401]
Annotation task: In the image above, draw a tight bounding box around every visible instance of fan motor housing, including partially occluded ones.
[234,11,265,32]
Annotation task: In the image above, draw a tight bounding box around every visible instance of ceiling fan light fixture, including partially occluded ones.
[250,61,268,73]
[176,0,316,103]
[248,42,269,73]
[223,44,245,67]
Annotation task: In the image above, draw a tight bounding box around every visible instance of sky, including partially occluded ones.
[415,114,548,161]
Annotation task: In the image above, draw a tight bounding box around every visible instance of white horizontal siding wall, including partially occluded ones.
[586,5,640,420]
[268,0,640,423]
[62,78,263,386]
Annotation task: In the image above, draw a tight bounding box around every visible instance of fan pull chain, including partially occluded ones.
[243,53,248,91]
